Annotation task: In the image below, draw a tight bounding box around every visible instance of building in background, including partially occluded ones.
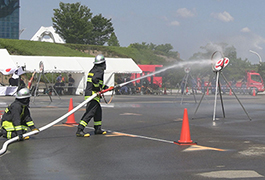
[0,0,20,39]
[30,26,65,44]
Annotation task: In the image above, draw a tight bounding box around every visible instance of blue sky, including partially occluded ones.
[19,0,265,63]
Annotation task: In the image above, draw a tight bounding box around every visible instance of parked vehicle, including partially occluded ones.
[236,71,264,95]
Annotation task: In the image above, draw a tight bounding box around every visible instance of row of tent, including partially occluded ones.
[0,49,142,95]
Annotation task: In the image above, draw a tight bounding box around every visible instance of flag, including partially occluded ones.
[1,67,16,75]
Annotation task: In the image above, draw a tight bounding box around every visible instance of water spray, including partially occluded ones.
[0,59,212,155]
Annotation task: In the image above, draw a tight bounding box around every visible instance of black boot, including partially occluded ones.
[76,128,90,137]
[94,125,106,135]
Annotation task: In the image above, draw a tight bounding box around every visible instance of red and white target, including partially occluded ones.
[214,57,229,71]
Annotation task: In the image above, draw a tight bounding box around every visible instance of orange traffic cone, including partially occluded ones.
[174,108,197,145]
[64,98,78,125]
[252,89,256,96]
[229,88,232,96]
[206,87,209,95]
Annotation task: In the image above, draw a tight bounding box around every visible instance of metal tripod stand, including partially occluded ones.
[180,68,197,104]
[192,70,251,121]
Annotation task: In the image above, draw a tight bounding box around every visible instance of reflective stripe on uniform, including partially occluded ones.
[26,121,34,127]
[7,131,12,139]
[15,125,23,131]
[4,107,9,113]
[93,83,99,87]
[99,80,103,85]
[87,77,92,82]
[94,121,102,126]
[2,121,15,131]
[85,91,100,102]
[79,120,87,127]
[2,121,28,132]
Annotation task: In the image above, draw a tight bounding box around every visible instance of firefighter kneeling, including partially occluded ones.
[0,88,39,141]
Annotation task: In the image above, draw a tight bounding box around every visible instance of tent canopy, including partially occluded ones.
[0,49,142,94]
[12,55,85,73]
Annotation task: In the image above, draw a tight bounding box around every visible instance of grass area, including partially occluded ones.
[0,38,91,57]
[0,38,178,65]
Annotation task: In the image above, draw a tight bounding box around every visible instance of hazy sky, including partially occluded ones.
[19,0,265,63]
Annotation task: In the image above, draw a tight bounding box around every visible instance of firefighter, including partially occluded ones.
[76,54,109,137]
[0,88,39,140]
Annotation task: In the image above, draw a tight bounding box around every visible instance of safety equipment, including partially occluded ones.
[94,125,107,135]
[15,88,31,99]
[76,130,90,137]
[94,54,106,64]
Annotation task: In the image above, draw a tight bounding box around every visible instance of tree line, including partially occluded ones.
[52,2,178,58]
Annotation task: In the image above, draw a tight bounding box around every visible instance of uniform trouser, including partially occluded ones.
[78,99,102,130]
[2,128,27,139]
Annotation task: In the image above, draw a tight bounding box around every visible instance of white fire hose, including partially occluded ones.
[0,87,114,155]
[0,61,204,156]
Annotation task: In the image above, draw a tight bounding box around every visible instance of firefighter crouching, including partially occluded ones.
[0,88,39,141]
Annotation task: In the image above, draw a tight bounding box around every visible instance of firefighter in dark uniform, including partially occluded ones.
[0,88,39,140]
[76,54,109,137]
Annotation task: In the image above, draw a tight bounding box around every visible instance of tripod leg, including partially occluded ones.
[43,74,61,100]
[33,73,42,102]
[192,91,205,119]
[218,79,225,118]
[180,73,188,104]
[213,72,220,121]
[192,74,214,119]
[221,72,251,121]
[43,76,52,102]
[189,73,197,104]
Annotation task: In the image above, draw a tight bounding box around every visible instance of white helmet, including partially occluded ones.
[16,88,31,99]
[94,54,105,64]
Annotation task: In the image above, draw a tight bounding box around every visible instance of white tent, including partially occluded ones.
[0,49,16,72]
[4,52,142,95]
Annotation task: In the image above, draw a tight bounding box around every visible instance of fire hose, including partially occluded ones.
[0,87,114,156]
[0,61,203,156]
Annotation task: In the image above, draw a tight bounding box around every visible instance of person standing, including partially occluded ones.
[0,88,39,140]
[68,74,75,95]
[76,55,109,137]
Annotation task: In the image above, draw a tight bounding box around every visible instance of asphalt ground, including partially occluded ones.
[0,93,265,179]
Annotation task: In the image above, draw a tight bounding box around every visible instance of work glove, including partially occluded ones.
[103,85,109,90]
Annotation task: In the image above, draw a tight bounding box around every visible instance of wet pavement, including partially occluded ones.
[0,93,265,179]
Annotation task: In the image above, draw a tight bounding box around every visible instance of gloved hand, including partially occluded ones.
[18,134,24,141]
[103,85,109,90]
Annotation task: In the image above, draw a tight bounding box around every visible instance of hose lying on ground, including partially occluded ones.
[0,87,114,156]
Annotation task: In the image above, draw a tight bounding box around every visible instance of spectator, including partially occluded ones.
[68,74,75,95]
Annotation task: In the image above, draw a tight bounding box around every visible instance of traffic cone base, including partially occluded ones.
[175,108,197,145]
[64,98,78,125]
[174,141,197,145]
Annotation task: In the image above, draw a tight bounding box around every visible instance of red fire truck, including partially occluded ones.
[236,71,264,94]
[131,65,163,87]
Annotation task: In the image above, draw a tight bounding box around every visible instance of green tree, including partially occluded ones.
[107,32,120,46]
[52,2,93,44]
[89,14,114,45]
[154,43,173,54]
[52,2,114,45]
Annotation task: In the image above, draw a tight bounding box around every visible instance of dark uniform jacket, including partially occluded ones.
[84,64,107,101]
[1,99,36,136]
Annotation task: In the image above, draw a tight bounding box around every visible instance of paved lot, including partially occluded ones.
[0,93,265,179]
